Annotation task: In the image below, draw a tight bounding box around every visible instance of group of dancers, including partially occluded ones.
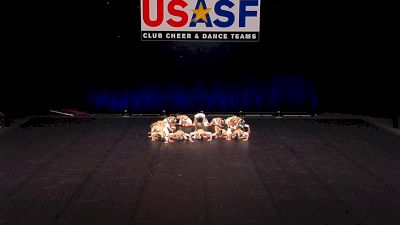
[148,112,251,143]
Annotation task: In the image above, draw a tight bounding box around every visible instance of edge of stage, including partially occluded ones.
[1,112,400,225]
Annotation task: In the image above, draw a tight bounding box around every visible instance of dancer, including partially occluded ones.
[190,129,213,141]
[231,128,250,141]
[238,119,251,133]
[194,111,208,130]
[176,114,193,127]
[149,124,170,143]
[169,130,194,142]
[149,120,173,143]
[213,126,229,139]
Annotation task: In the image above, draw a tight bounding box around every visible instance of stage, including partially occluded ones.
[1,116,400,225]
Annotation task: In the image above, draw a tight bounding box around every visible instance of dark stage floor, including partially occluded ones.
[1,117,400,225]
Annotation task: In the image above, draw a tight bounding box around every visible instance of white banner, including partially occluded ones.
[140,0,261,41]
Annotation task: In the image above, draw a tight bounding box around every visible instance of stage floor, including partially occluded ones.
[1,117,400,225]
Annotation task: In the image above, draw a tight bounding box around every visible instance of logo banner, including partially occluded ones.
[141,0,261,41]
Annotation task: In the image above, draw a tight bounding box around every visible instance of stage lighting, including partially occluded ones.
[239,110,244,118]
[275,110,283,119]
[123,110,129,118]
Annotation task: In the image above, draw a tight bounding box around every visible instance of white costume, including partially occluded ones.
[194,112,209,126]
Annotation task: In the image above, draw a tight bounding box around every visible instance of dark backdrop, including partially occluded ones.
[2,0,397,116]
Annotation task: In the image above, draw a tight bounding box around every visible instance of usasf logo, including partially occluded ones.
[140,0,261,41]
